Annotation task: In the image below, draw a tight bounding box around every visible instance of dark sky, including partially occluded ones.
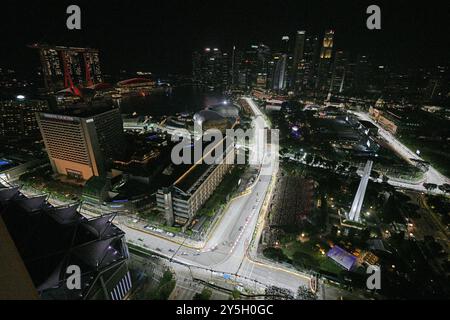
[1,0,449,75]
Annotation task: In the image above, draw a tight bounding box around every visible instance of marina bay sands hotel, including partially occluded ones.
[29,43,103,93]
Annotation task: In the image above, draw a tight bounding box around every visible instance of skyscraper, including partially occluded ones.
[330,50,349,94]
[29,44,103,93]
[271,53,288,91]
[0,97,49,141]
[270,36,290,92]
[192,48,230,90]
[290,31,306,91]
[316,30,335,94]
[353,54,372,95]
[229,44,272,90]
[301,35,321,93]
[37,105,125,180]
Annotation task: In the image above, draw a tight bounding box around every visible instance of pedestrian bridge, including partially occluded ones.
[346,160,373,223]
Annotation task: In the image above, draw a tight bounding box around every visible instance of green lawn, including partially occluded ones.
[282,240,342,275]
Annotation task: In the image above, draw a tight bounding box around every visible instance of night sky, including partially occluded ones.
[1,0,449,75]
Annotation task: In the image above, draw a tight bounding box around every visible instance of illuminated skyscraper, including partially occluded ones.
[316,30,335,94]
[0,97,49,140]
[330,50,349,94]
[301,35,321,93]
[353,54,372,94]
[29,44,103,93]
[192,48,229,90]
[290,30,306,91]
[37,106,124,180]
[270,36,290,92]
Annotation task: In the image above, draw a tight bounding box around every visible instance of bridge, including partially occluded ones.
[346,160,373,223]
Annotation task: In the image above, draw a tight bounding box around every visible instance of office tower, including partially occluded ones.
[373,65,388,94]
[243,45,259,88]
[233,49,245,89]
[221,52,230,88]
[37,105,125,180]
[192,48,229,90]
[256,44,271,89]
[330,50,349,94]
[270,53,288,91]
[290,31,306,91]
[301,35,321,93]
[270,36,291,92]
[281,36,290,54]
[231,45,236,86]
[0,98,49,140]
[316,30,335,94]
[231,44,271,90]
[353,54,372,94]
[29,44,103,93]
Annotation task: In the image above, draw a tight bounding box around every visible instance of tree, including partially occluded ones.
[150,270,176,300]
[263,247,291,263]
[193,288,212,300]
[231,289,241,300]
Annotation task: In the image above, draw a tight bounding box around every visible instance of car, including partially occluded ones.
[168,248,175,253]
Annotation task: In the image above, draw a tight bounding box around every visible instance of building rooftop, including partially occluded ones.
[0,184,128,299]
[41,102,118,119]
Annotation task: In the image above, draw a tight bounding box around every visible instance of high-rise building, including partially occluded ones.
[330,50,349,94]
[353,54,372,95]
[316,30,335,94]
[0,97,49,141]
[29,44,103,93]
[230,44,271,90]
[290,31,306,91]
[37,105,125,180]
[232,49,245,89]
[271,53,288,91]
[281,36,290,54]
[300,35,321,93]
[270,36,291,92]
[192,48,229,90]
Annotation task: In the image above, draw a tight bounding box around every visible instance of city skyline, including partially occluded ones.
[1,0,449,304]
[1,0,449,76]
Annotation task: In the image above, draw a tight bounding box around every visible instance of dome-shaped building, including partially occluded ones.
[193,109,232,131]
[206,104,240,120]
